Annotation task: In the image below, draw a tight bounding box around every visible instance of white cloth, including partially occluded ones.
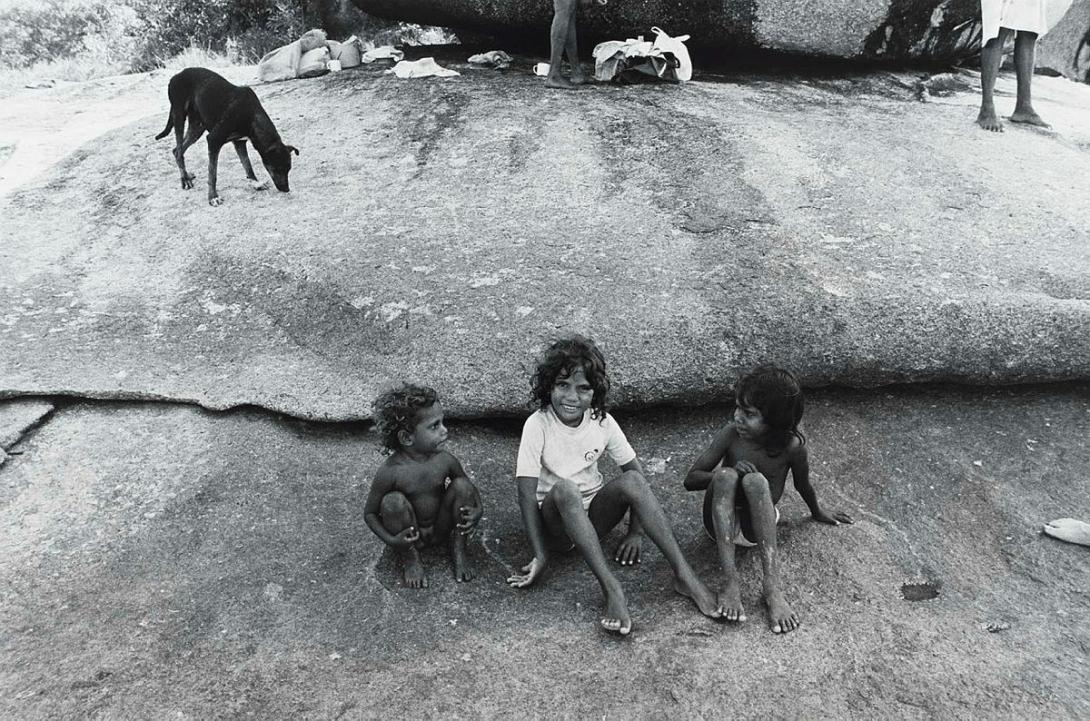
[516,408,637,509]
[362,46,405,64]
[981,0,1048,43]
[386,57,459,79]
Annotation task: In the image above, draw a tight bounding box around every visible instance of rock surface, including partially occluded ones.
[2,55,1089,421]
[353,0,1080,59]
[1039,0,1090,80]
[1,387,1088,717]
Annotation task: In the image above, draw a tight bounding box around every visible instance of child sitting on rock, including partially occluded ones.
[507,335,721,634]
[683,366,852,633]
[545,0,606,89]
[364,383,483,588]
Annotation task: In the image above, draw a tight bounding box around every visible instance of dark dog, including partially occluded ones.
[155,67,298,206]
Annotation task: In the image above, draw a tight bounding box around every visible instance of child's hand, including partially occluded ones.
[614,531,643,566]
[813,510,853,526]
[391,526,421,547]
[456,505,483,536]
[506,557,546,588]
[735,460,759,476]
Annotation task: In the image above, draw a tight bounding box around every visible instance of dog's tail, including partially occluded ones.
[154,112,173,140]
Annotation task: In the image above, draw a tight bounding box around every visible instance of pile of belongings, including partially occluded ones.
[258,29,364,83]
[467,50,512,69]
[592,26,692,83]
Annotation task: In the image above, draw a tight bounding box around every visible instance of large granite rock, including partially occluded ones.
[2,58,1090,422]
[352,0,1078,60]
[1039,0,1090,80]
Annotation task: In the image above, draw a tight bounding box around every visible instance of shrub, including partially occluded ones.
[0,0,121,68]
[127,0,308,70]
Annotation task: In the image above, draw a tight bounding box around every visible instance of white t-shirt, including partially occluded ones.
[516,407,637,509]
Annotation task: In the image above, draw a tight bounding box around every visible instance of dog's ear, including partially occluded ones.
[286,145,299,156]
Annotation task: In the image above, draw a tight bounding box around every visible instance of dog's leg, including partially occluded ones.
[174,118,205,190]
[206,137,226,206]
[233,140,268,191]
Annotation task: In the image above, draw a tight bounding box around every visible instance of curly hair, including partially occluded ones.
[733,365,805,455]
[529,335,611,421]
[371,382,439,453]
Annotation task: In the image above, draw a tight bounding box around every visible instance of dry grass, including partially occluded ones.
[0,44,232,98]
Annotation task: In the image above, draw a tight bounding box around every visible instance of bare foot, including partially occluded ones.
[452,542,476,582]
[570,69,588,86]
[1043,518,1090,547]
[1009,109,1051,128]
[545,73,576,90]
[402,550,427,589]
[718,579,746,623]
[673,572,724,619]
[765,588,798,634]
[976,107,1003,132]
[600,586,632,635]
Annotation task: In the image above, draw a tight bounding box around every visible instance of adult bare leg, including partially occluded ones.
[1009,31,1050,127]
[978,28,1013,132]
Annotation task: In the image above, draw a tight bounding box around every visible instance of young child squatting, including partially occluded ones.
[365,383,483,588]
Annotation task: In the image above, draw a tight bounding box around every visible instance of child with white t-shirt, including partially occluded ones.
[506,335,722,634]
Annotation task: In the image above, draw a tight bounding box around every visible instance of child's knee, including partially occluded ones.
[740,472,770,496]
[550,479,584,510]
[380,491,413,520]
[448,476,478,502]
[711,467,740,494]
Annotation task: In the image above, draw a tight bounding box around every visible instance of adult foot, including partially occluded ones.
[765,588,798,633]
[452,542,476,582]
[717,579,746,622]
[545,73,576,90]
[1009,109,1051,128]
[601,587,632,635]
[673,572,724,619]
[570,70,588,85]
[403,551,427,588]
[976,107,1003,132]
[1043,518,1090,547]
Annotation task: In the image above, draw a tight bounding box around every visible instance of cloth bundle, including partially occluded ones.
[593,27,692,83]
[257,31,365,83]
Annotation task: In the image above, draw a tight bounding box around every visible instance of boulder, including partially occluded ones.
[1038,0,1090,80]
[351,0,1082,61]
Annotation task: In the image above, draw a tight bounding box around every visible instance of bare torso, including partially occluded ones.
[377,451,455,527]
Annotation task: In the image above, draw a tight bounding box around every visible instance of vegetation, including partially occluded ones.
[0,0,455,89]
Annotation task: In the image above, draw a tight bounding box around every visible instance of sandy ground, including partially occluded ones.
[1,386,1089,718]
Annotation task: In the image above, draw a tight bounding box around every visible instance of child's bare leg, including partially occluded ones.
[706,468,745,622]
[565,11,586,84]
[592,471,722,619]
[434,477,481,582]
[978,29,1013,132]
[546,0,577,89]
[544,480,631,633]
[380,492,426,588]
[740,472,797,633]
[1009,31,1049,127]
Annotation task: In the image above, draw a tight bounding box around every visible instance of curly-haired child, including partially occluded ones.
[683,366,852,633]
[507,335,721,634]
[364,383,483,588]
